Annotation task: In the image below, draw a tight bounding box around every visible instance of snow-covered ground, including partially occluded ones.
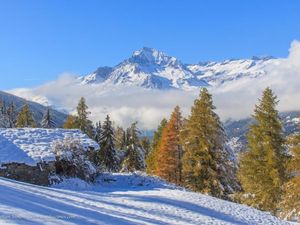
[0,173,294,225]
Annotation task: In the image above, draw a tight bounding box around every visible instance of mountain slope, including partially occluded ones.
[77,47,276,90]
[0,174,293,225]
[0,91,67,127]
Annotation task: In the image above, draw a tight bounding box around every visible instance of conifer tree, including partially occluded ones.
[41,107,56,128]
[115,126,126,150]
[238,88,288,213]
[76,97,94,137]
[156,106,183,184]
[94,121,102,143]
[180,88,236,198]
[16,104,36,128]
[0,100,10,128]
[141,137,151,157]
[7,102,16,128]
[122,122,145,172]
[63,115,77,129]
[279,131,300,221]
[146,119,168,175]
[97,115,118,172]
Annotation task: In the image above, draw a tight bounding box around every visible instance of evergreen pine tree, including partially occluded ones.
[16,104,36,128]
[156,106,183,184]
[94,121,102,143]
[122,122,145,172]
[146,119,168,175]
[279,131,300,221]
[238,87,288,213]
[97,115,118,172]
[41,107,56,128]
[76,97,94,137]
[180,88,236,198]
[7,102,16,128]
[63,115,77,129]
[141,137,151,157]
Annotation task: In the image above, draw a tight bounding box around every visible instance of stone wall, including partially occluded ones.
[0,162,55,186]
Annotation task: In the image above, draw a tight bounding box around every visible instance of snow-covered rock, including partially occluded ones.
[0,128,99,166]
[0,173,294,225]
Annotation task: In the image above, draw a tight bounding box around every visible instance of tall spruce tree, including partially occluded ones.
[76,97,94,137]
[156,106,183,184]
[97,115,118,172]
[122,122,145,172]
[41,107,56,128]
[146,119,168,175]
[16,104,36,128]
[238,88,288,213]
[279,131,300,221]
[180,88,236,198]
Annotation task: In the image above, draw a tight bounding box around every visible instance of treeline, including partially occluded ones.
[146,89,239,199]
[0,101,55,128]
[145,87,300,220]
[62,97,148,173]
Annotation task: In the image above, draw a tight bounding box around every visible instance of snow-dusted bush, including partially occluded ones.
[52,138,97,182]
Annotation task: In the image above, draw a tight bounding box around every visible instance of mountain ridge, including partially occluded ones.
[77,47,276,90]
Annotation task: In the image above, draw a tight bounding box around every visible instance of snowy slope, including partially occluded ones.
[77,47,277,90]
[0,174,294,225]
[0,128,99,166]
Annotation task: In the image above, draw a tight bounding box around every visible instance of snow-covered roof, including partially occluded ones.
[0,128,99,166]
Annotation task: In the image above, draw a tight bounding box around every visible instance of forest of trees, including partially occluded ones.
[0,87,299,220]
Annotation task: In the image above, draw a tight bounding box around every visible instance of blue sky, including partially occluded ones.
[0,0,299,89]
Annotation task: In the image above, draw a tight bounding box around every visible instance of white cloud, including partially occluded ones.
[213,40,300,120]
[7,41,300,130]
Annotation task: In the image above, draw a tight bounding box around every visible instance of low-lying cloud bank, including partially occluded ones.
[8,41,300,130]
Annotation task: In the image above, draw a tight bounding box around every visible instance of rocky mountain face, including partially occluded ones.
[77,47,276,90]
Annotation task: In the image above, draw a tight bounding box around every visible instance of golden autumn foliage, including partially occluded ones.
[156,106,183,185]
[146,119,168,175]
[279,131,300,221]
[63,115,77,129]
[16,104,36,128]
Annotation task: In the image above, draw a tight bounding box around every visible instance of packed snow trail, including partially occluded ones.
[0,174,294,225]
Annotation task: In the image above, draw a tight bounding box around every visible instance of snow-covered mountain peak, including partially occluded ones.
[130,47,179,66]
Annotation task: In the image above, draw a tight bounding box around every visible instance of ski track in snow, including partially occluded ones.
[0,174,296,225]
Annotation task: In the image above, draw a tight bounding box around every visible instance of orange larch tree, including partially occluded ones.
[156,106,183,185]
